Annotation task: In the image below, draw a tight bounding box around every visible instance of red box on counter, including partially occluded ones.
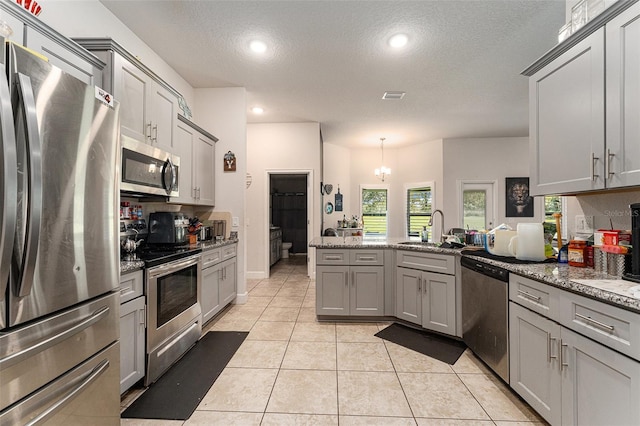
[594,229,631,246]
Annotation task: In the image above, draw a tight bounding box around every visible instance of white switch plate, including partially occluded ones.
[575,215,594,233]
[232,216,239,227]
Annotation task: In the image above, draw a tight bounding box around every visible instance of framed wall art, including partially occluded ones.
[224,151,236,172]
[505,177,534,217]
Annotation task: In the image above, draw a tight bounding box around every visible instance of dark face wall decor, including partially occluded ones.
[505,177,534,217]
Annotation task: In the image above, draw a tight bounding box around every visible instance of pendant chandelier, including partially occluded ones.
[374,137,391,181]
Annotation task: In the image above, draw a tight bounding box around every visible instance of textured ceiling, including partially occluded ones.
[100,0,565,148]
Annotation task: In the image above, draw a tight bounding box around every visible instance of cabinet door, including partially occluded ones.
[529,28,605,195]
[561,327,640,426]
[220,258,237,306]
[350,266,384,316]
[395,267,421,325]
[316,265,349,315]
[194,133,215,206]
[114,54,151,144]
[150,83,178,153]
[421,271,456,335]
[201,265,221,324]
[606,2,640,188]
[24,27,101,86]
[172,121,195,204]
[120,296,145,394]
[509,302,561,426]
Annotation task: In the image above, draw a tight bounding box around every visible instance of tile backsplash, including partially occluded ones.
[566,190,640,237]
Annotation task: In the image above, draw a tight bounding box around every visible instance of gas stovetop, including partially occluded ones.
[121,245,202,268]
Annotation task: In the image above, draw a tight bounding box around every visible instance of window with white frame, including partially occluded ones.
[405,184,433,238]
[361,186,388,237]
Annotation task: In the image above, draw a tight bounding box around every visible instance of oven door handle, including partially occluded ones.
[147,254,201,279]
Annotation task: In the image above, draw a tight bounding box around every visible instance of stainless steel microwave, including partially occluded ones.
[120,136,180,197]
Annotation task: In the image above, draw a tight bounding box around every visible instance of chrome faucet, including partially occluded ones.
[428,209,445,242]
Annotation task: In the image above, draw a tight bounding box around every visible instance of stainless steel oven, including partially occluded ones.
[145,253,202,385]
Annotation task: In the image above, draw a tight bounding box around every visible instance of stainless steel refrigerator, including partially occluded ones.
[0,41,121,424]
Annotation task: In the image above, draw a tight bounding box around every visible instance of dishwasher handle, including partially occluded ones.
[461,256,509,282]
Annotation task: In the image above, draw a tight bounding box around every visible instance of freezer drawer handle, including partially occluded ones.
[25,359,110,426]
[0,306,110,369]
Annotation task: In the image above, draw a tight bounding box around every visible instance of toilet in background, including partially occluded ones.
[282,242,292,259]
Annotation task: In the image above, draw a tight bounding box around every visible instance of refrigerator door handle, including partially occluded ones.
[0,63,17,309]
[14,73,43,298]
[0,306,110,369]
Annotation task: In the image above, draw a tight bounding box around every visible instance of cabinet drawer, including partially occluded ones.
[222,244,237,261]
[119,270,143,303]
[509,274,560,322]
[396,250,455,275]
[317,249,349,265]
[560,291,640,362]
[349,250,383,265]
[202,248,222,268]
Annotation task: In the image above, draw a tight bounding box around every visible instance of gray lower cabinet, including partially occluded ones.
[201,262,221,324]
[119,270,145,394]
[201,244,237,324]
[510,277,640,425]
[316,250,385,317]
[395,250,456,336]
[316,265,384,316]
[396,267,456,335]
[119,296,145,394]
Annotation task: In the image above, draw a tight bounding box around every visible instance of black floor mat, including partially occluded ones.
[375,323,466,365]
[121,331,247,420]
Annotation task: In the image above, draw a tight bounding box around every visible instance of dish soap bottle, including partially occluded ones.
[421,226,429,242]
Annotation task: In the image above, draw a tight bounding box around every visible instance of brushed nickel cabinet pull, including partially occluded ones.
[518,289,541,302]
[591,152,600,181]
[575,312,615,331]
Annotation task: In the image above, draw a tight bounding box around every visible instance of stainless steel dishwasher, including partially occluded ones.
[461,256,510,383]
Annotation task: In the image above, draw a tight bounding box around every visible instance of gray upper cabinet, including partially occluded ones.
[528,28,605,196]
[172,115,217,206]
[524,1,640,195]
[606,2,640,188]
[0,1,104,86]
[75,38,180,153]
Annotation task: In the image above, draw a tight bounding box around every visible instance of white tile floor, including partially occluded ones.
[121,256,547,426]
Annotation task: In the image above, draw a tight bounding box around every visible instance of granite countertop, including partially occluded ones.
[464,254,640,313]
[309,236,463,255]
[309,237,640,313]
[119,239,238,274]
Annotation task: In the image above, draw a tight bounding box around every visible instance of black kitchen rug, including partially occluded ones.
[375,323,466,365]
[121,331,247,420]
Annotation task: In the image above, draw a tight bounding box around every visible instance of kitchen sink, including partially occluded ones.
[397,241,439,247]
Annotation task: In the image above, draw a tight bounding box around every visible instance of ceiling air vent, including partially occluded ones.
[382,91,405,100]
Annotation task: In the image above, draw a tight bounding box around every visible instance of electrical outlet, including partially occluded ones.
[575,215,594,233]
[232,216,239,227]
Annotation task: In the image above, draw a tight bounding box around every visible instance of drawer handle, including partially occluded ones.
[575,312,615,332]
[326,256,342,260]
[517,289,541,303]
[359,256,376,261]
[120,285,132,295]
[547,333,557,362]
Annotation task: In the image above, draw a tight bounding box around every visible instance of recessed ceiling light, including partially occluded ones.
[251,106,264,114]
[249,40,267,53]
[388,34,408,48]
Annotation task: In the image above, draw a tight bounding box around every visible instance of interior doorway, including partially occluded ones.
[268,172,311,276]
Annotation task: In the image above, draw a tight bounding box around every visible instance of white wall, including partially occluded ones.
[565,190,640,238]
[442,137,542,231]
[322,143,351,230]
[38,0,194,105]
[246,123,321,279]
[194,88,248,302]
